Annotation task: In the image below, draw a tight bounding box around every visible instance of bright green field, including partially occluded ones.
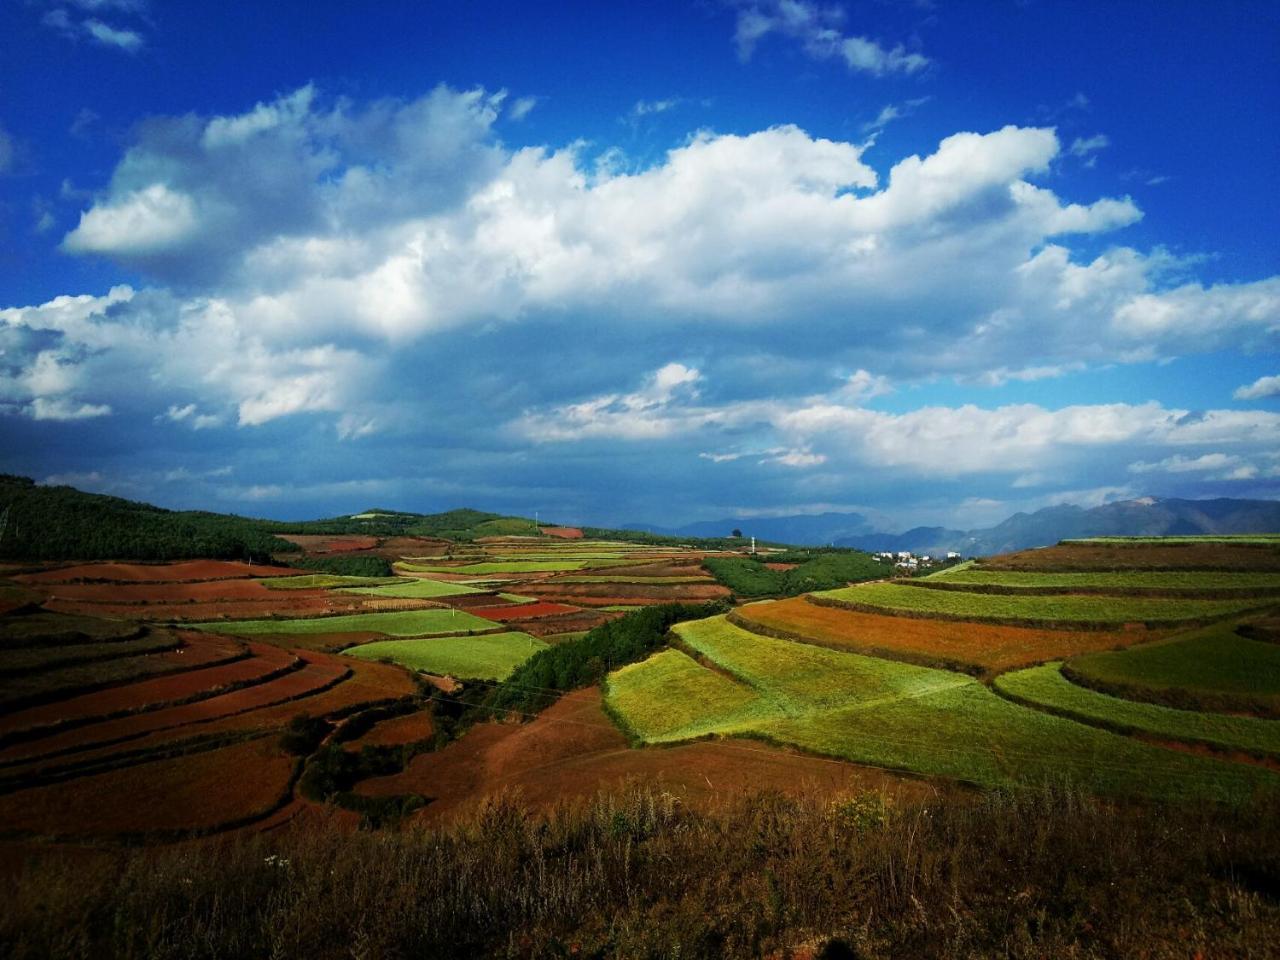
[995,663,1280,758]
[344,631,547,680]
[1066,622,1280,712]
[259,574,407,590]
[927,568,1280,591]
[603,615,1280,804]
[336,578,484,599]
[606,649,776,741]
[812,582,1268,625]
[190,608,498,637]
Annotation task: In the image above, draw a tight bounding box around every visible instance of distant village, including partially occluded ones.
[873,550,963,572]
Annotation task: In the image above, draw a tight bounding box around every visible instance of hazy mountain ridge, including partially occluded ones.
[836,497,1280,556]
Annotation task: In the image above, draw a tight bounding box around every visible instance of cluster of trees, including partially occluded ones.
[703,551,888,599]
[487,601,731,716]
[0,476,298,563]
[288,555,394,577]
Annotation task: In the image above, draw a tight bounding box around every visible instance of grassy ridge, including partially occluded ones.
[344,632,547,681]
[191,609,499,638]
[995,662,1280,758]
[811,582,1270,627]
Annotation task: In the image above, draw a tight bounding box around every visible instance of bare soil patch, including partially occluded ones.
[467,601,581,621]
[0,736,295,839]
[980,542,1280,573]
[360,688,937,823]
[17,561,302,584]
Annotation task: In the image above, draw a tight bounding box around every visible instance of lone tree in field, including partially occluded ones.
[731,528,743,538]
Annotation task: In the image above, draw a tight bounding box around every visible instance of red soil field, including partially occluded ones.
[359,688,939,824]
[530,582,730,601]
[512,611,622,637]
[0,640,288,737]
[539,526,584,539]
[277,534,380,554]
[980,542,1280,572]
[466,601,581,621]
[0,735,295,839]
[345,711,434,749]
[38,577,305,603]
[764,562,800,571]
[42,594,374,620]
[732,597,1166,675]
[16,560,303,584]
[0,655,344,764]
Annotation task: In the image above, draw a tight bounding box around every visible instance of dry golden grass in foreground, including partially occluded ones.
[3,783,1278,960]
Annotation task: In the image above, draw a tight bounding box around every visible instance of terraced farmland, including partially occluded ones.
[606,615,1280,804]
[731,597,1154,674]
[345,631,548,680]
[811,581,1269,628]
[995,663,1280,758]
[190,608,499,638]
[1063,621,1280,716]
[924,567,1280,595]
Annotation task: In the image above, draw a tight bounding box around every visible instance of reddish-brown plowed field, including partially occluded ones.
[277,534,379,554]
[764,562,800,571]
[0,736,295,839]
[0,640,287,736]
[467,602,581,621]
[39,578,304,603]
[733,597,1166,675]
[512,611,621,637]
[538,526,583,539]
[0,654,344,764]
[5,656,418,779]
[16,560,302,584]
[979,542,1280,572]
[345,711,434,749]
[581,563,698,578]
[43,594,362,620]
[530,582,730,601]
[359,688,937,823]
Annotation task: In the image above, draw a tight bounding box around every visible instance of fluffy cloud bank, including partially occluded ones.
[3,83,1278,519]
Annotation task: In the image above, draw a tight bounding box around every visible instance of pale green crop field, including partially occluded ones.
[603,614,1280,804]
[926,568,1280,591]
[995,662,1280,758]
[336,578,484,599]
[191,608,498,637]
[344,632,547,680]
[260,574,407,590]
[812,582,1268,625]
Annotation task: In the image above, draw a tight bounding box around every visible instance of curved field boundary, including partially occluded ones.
[0,633,181,678]
[1059,662,1280,720]
[0,659,351,767]
[992,663,1280,762]
[805,591,1276,632]
[900,579,1280,600]
[0,737,300,839]
[0,633,249,717]
[0,647,303,749]
[725,609,984,677]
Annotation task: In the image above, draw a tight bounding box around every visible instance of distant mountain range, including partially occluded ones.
[632,497,1280,556]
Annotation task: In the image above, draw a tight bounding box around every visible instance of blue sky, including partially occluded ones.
[1,0,1277,531]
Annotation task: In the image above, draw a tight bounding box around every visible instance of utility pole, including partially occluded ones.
[751,536,756,555]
